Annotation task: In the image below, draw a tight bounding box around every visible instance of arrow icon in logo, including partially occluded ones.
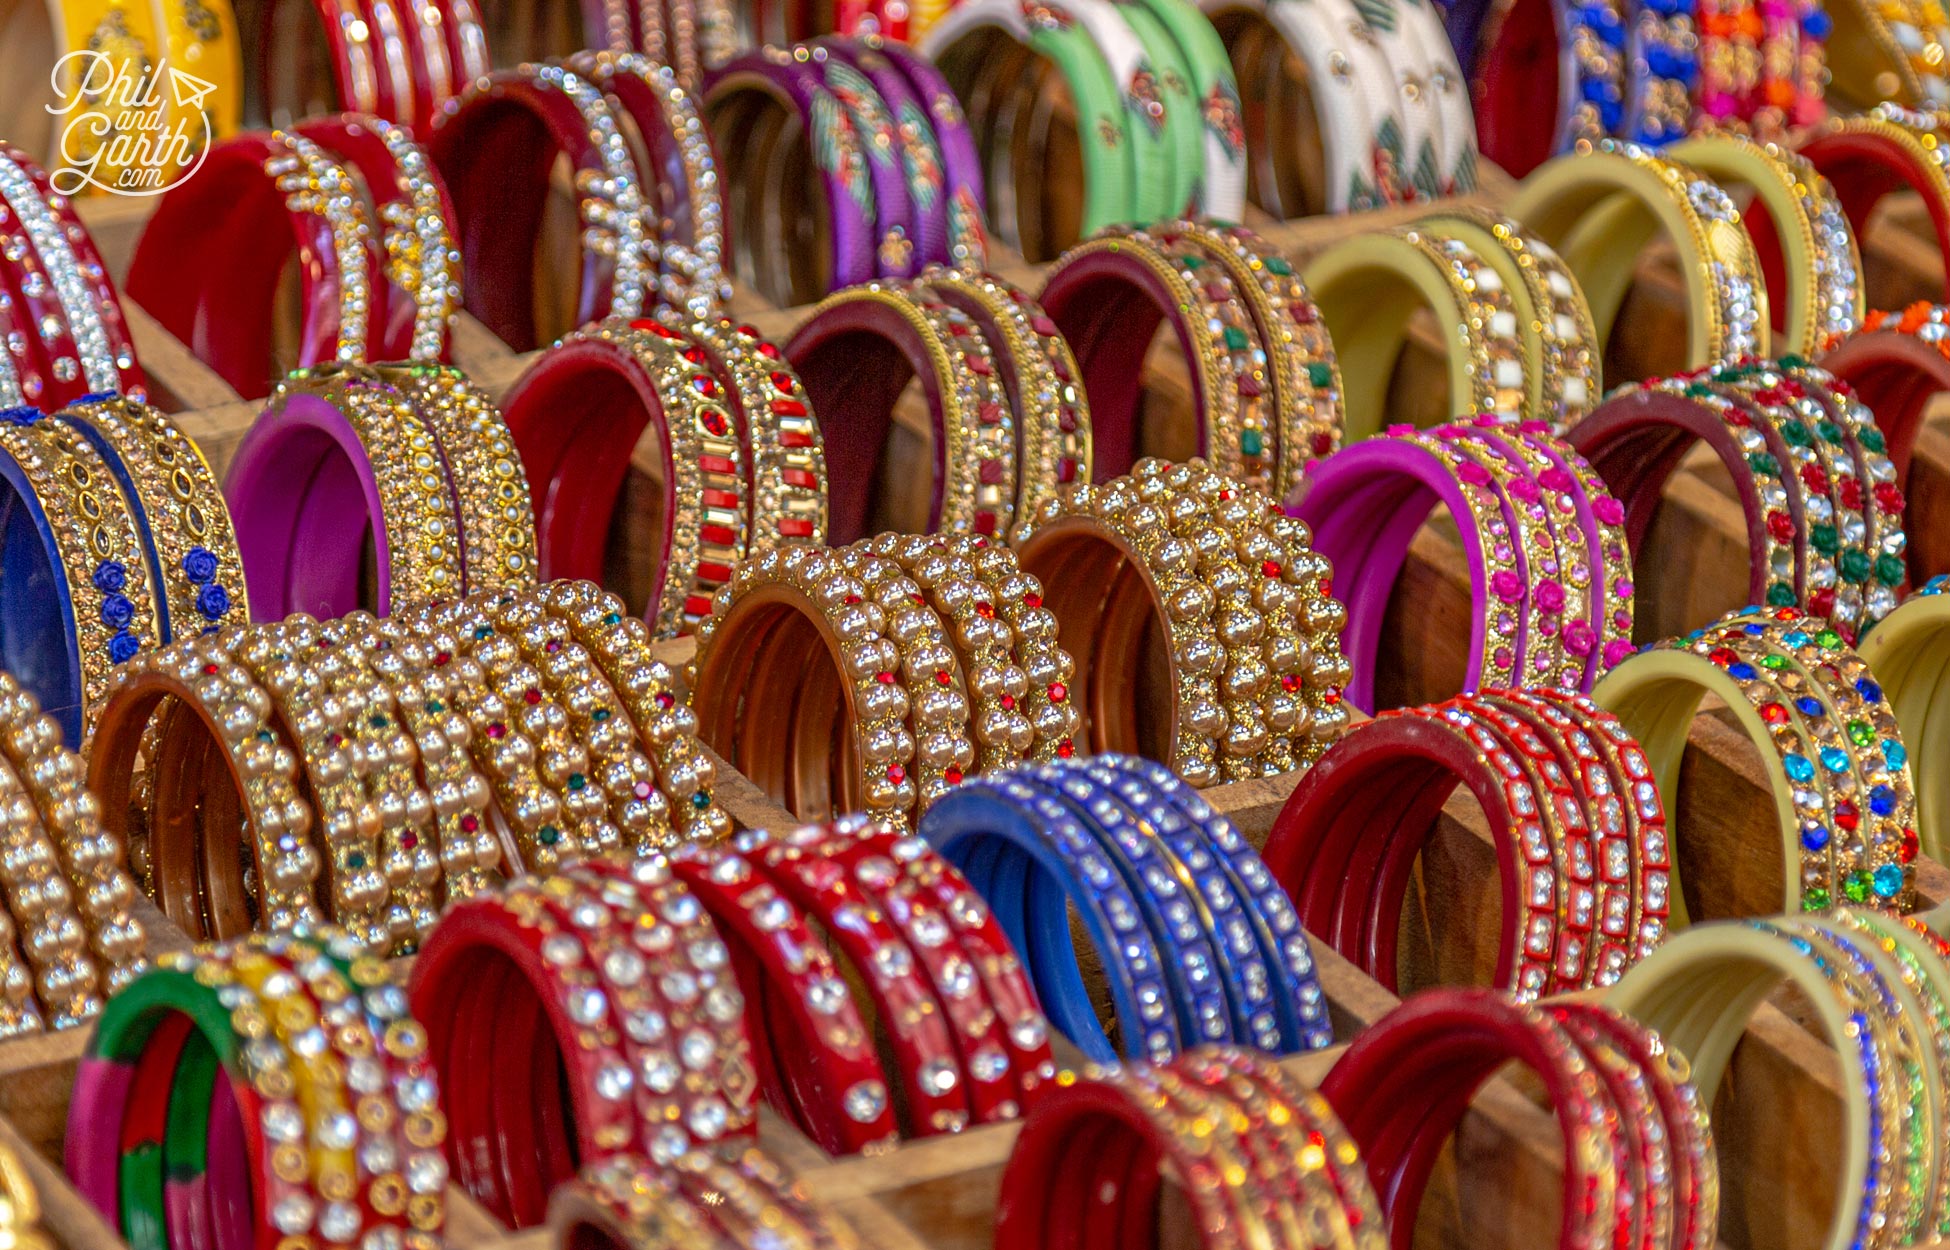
[167,65,217,112]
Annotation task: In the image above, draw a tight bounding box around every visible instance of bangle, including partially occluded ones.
[0,670,146,996]
[913,268,1090,531]
[0,407,161,743]
[546,1156,735,1250]
[290,114,461,364]
[567,53,728,321]
[1825,0,1935,106]
[1037,230,1259,484]
[0,146,144,404]
[1593,605,1917,918]
[0,731,101,1031]
[1782,107,1950,304]
[1157,219,1343,490]
[1607,912,1941,1250]
[922,0,1141,242]
[1857,582,1950,862]
[688,544,921,827]
[1470,0,1627,174]
[1667,133,1864,356]
[1302,223,1530,440]
[1508,139,1772,371]
[1822,304,1950,521]
[850,35,990,268]
[1413,210,1601,428]
[56,395,249,644]
[999,1047,1385,1250]
[665,836,901,1153]
[500,318,743,638]
[1370,0,1480,200]
[1263,688,1667,997]
[1322,987,1713,1250]
[427,64,653,352]
[1290,419,1632,708]
[126,130,374,400]
[225,367,465,618]
[666,1146,858,1249]
[1015,461,1347,783]
[1126,0,1249,220]
[783,281,1009,541]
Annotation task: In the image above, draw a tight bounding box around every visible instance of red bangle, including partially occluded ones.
[427,66,653,352]
[500,319,741,638]
[665,840,901,1154]
[2,145,145,402]
[1820,303,1950,488]
[126,132,374,400]
[293,114,461,363]
[1764,119,1950,304]
[1320,988,1622,1250]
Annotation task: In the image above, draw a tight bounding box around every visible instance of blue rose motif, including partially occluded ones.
[0,407,41,426]
[100,593,134,629]
[74,392,117,405]
[181,547,219,584]
[92,561,126,593]
[107,631,140,664]
[196,583,230,620]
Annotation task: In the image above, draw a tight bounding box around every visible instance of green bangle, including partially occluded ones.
[1126,0,1246,218]
[1116,0,1203,217]
[923,0,1140,234]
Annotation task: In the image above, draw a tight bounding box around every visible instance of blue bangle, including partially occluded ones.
[0,408,86,744]
[1096,754,1335,1052]
[1012,765,1239,1050]
[920,777,1184,1065]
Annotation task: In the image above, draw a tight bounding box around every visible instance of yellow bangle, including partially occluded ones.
[1509,139,1773,371]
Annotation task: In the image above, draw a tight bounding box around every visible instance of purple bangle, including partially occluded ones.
[224,391,408,620]
[706,51,879,292]
[824,37,951,270]
[858,36,988,268]
[808,44,920,278]
[1440,0,1495,71]
[1290,429,1512,710]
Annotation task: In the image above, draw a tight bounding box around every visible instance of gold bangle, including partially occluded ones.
[364,363,536,595]
[55,394,249,639]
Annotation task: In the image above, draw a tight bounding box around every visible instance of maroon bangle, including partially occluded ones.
[1762,122,1950,304]
[1320,988,1623,1250]
[1821,307,1949,488]
[127,132,375,399]
[427,65,653,352]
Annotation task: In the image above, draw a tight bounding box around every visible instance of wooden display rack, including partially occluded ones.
[10,161,1950,1250]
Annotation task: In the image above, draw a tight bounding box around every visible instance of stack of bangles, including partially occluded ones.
[1607,909,1950,1250]
[0,395,246,745]
[686,531,1079,827]
[1567,356,1906,638]
[1593,605,1918,917]
[547,1153,856,1250]
[1321,986,1719,1250]
[1031,223,1338,490]
[1289,417,1634,709]
[1262,688,1672,998]
[1300,213,1600,437]
[85,580,730,952]
[68,931,453,1250]
[919,755,1335,1062]
[703,39,989,305]
[0,144,145,409]
[253,0,488,129]
[501,314,831,637]
[1857,576,1950,861]
[224,362,536,618]
[575,0,739,85]
[128,115,462,399]
[996,1046,1390,1250]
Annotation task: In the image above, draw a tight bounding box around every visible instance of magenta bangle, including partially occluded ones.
[1290,418,1632,710]
[853,36,988,267]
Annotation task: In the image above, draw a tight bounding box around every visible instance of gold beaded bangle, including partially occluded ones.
[834,546,977,809]
[215,622,391,948]
[365,363,537,595]
[689,545,922,827]
[55,395,250,641]
[0,672,145,994]
[0,414,161,739]
[529,580,729,843]
[468,589,674,854]
[944,534,1082,761]
[0,748,99,1030]
[267,368,466,607]
[914,268,1092,537]
[1159,221,1345,493]
[321,613,499,906]
[548,1157,731,1250]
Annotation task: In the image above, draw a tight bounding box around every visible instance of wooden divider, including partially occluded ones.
[40,173,1950,1250]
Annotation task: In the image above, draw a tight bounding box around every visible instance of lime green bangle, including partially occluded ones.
[1117,0,1203,217]
[1128,0,1246,217]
